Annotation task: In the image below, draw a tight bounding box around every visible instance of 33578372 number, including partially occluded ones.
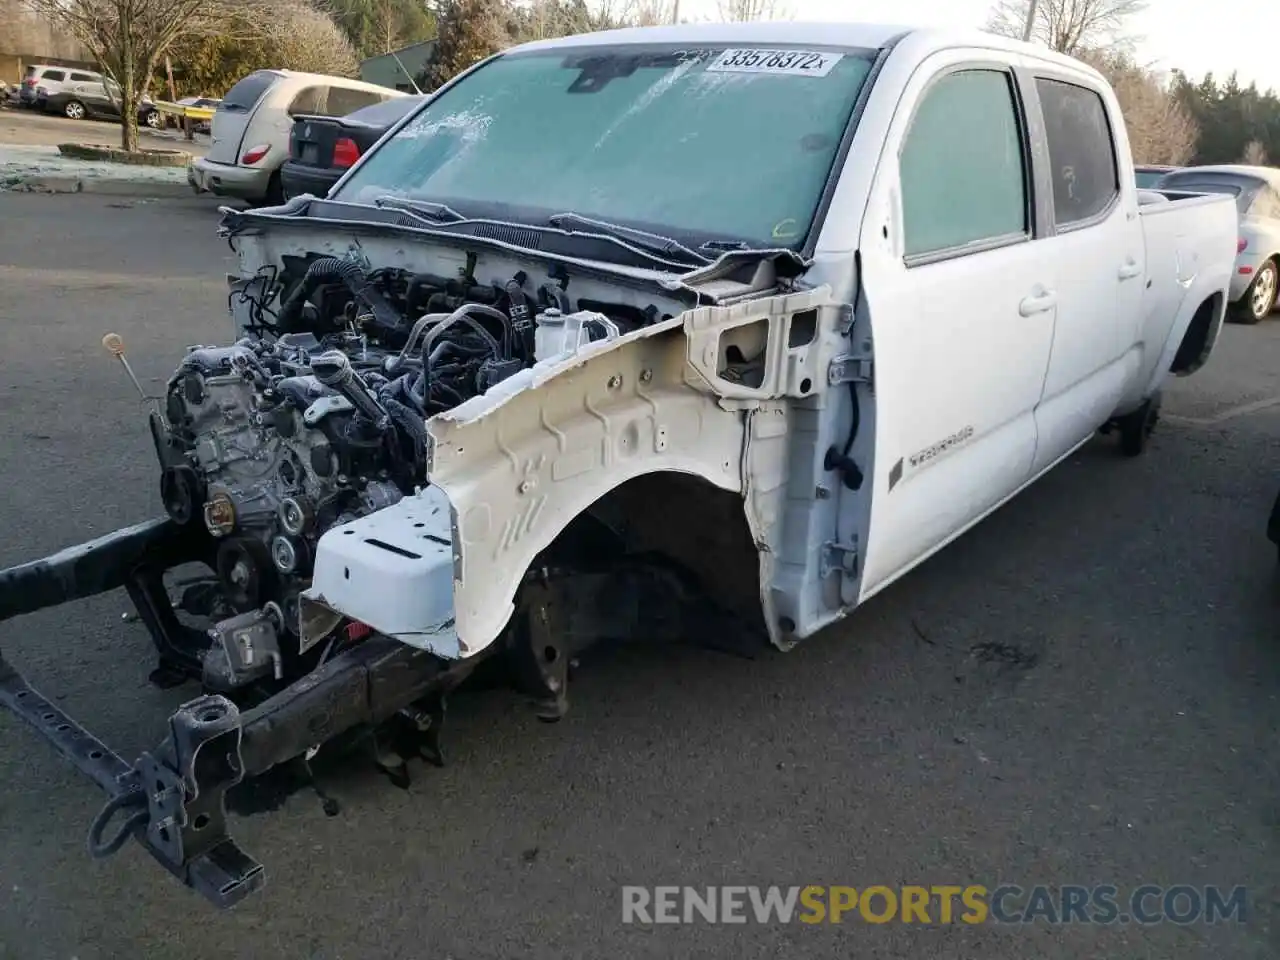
[705,48,844,77]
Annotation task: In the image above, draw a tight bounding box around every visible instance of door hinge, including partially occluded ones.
[828,353,873,386]
[820,539,859,579]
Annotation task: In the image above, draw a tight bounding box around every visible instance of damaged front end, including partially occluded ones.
[0,183,852,907]
[0,516,482,907]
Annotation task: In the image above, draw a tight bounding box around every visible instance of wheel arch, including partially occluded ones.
[425,319,754,657]
[1171,291,1226,376]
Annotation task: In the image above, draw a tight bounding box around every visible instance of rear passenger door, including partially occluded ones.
[1025,73,1140,474]
[855,53,1057,598]
[67,72,104,111]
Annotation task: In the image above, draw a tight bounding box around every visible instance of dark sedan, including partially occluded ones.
[37,81,161,128]
[280,95,426,201]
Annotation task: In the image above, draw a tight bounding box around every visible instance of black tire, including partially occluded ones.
[1118,392,1161,457]
[261,171,285,208]
[143,109,161,129]
[63,99,86,120]
[1229,259,1278,325]
[1266,486,1280,555]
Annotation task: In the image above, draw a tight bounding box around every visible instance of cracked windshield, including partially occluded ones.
[333,44,876,250]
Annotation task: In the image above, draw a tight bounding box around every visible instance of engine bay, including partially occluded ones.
[150,253,679,695]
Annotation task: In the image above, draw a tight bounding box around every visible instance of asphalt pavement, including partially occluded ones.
[0,104,209,154]
[1,193,1279,959]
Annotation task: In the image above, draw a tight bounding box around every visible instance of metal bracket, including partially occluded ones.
[820,539,859,579]
[303,394,354,427]
[837,302,855,335]
[828,353,873,386]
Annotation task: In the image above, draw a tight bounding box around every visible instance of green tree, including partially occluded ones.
[421,0,506,90]
[326,0,436,59]
[170,1,359,98]
[1173,70,1280,164]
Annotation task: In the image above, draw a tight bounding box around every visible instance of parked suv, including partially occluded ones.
[188,69,405,206]
[1157,165,1280,323]
[19,64,72,106]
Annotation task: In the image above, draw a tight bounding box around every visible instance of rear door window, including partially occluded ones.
[221,71,277,112]
[42,70,66,82]
[1035,78,1120,227]
[326,87,387,117]
[288,85,329,116]
[69,72,96,82]
[1249,186,1280,220]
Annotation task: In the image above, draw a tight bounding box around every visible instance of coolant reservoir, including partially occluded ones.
[534,309,620,363]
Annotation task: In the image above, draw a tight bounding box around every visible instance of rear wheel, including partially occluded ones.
[63,99,86,120]
[1230,259,1278,325]
[263,171,285,207]
[143,109,161,129]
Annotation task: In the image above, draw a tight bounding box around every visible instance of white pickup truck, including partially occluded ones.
[0,21,1239,907]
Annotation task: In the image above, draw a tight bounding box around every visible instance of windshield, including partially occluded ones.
[331,43,877,250]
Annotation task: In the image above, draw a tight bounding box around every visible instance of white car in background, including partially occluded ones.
[188,69,405,206]
[1156,165,1280,323]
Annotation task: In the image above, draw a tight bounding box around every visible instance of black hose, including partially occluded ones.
[384,396,429,460]
[422,306,503,360]
[276,257,403,337]
[453,303,513,358]
[540,283,571,313]
[87,791,149,860]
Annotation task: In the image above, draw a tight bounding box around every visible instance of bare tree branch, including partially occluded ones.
[1079,49,1198,165]
[985,0,1147,55]
[21,0,312,151]
[715,0,791,21]
[1241,139,1269,165]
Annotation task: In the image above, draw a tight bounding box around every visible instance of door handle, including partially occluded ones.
[1118,259,1141,280]
[1019,289,1056,316]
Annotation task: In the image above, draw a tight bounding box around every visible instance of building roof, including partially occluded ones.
[360,39,437,67]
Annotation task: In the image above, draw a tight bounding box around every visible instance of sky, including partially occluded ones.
[678,0,1280,94]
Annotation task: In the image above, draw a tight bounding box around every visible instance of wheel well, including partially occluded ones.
[1171,293,1222,375]
[541,471,764,631]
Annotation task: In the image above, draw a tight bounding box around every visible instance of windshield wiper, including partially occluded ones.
[548,212,710,266]
[373,195,466,224]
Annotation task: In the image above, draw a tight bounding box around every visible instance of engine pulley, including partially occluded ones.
[160,466,204,526]
[215,537,277,612]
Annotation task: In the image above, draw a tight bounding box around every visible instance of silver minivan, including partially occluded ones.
[188,69,404,206]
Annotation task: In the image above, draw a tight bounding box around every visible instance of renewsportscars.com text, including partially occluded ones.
[621,885,1247,925]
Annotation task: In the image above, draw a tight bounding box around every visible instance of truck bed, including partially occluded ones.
[1127,189,1239,404]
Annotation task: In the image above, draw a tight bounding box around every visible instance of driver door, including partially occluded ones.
[850,53,1057,598]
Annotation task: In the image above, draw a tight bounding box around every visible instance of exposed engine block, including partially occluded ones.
[145,254,640,693]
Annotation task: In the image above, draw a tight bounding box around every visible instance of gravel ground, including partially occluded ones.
[0,192,1278,960]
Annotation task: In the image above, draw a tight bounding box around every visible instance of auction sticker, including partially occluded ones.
[705,48,844,77]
